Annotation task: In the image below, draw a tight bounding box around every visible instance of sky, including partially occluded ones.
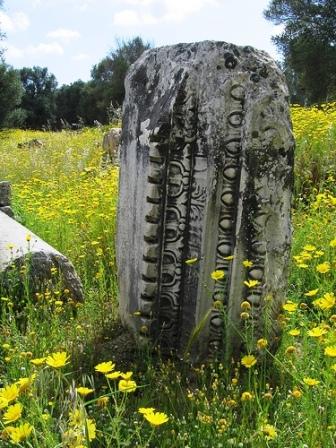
[0,0,282,86]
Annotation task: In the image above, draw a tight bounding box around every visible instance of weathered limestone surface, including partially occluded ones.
[0,211,83,303]
[117,41,294,360]
[101,128,121,168]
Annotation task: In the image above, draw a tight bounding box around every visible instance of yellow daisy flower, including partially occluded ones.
[46,352,70,369]
[241,354,257,368]
[95,361,115,374]
[143,411,169,426]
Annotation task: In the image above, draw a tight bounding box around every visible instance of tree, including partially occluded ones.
[0,63,24,128]
[88,37,151,123]
[19,66,58,129]
[264,0,336,104]
[55,80,86,126]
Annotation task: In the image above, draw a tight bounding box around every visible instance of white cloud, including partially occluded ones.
[27,42,64,56]
[47,28,80,43]
[123,0,156,5]
[73,52,89,61]
[113,0,218,26]
[4,42,64,60]
[113,9,158,26]
[163,0,214,22]
[0,11,30,32]
[5,44,24,59]
[29,0,93,8]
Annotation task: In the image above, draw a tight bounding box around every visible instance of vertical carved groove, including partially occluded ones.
[208,81,246,356]
[157,78,195,351]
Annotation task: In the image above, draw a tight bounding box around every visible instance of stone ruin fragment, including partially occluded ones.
[117,41,294,361]
[0,182,83,309]
[101,128,122,168]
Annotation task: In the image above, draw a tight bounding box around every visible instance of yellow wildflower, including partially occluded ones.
[96,396,109,408]
[143,411,169,426]
[105,371,121,380]
[261,423,277,440]
[120,371,133,380]
[240,312,250,320]
[94,361,115,374]
[7,423,33,443]
[30,357,46,366]
[76,387,94,397]
[241,354,257,368]
[0,384,19,403]
[303,377,320,387]
[316,262,330,273]
[291,388,302,399]
[244,279,260,288]
[288,328,301,336]
[297,263,309,268]
[329,238,336,248]
[3,403,23,424]
[307,326,327,337]
[240,301,251,311]
[257,338,268,350]
[304,289,319,297]
[313,293,335,310]
[303,244,316,252]
[118,379,137,393]
[242,260,253,268]
[324,346,336,357]
[46,351,70,368]
[211,270,225,281]
[283,301,298,313]
[241,391,253,401]
[87,419,96,441]
[16,374,36,394]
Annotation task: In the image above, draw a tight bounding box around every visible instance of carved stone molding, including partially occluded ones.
[117,41,294,361]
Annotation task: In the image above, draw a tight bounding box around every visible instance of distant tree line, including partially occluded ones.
[2,0,336,129]
[0,17,150,129]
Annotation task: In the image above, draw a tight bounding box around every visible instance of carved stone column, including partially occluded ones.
[117,41,294,361]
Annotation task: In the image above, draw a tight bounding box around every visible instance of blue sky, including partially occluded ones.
[0,0,282,86]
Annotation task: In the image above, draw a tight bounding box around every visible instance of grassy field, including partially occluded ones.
[0,104,335,447]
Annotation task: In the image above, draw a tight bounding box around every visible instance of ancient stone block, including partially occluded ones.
[101,128,121,168]
[0,181,11,207]
[117,41,294,361]
[0,211,84,304]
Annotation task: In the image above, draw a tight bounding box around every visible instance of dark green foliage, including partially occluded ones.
[88,37,151,122]
[0,63,24,128]
[19,66,58,129]
[55,37,151,127]
[55,80,86,126]
[265,0,336,104]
